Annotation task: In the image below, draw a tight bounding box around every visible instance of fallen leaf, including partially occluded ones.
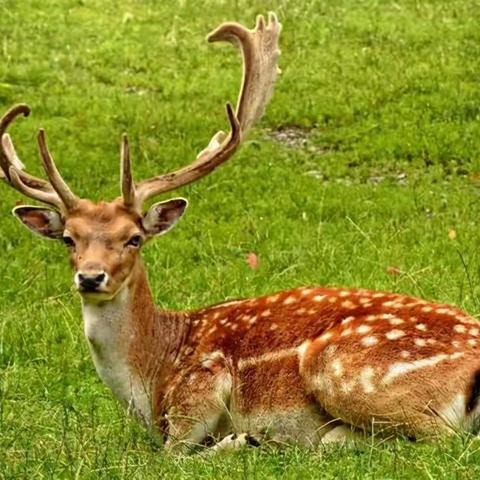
[246,252,258,270]
[469,172,480,184]
[387,266,401,276]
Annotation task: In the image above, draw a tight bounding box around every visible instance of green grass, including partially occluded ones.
[2,0,480,477]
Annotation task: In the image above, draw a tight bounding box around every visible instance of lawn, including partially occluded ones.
[1,0,480,478]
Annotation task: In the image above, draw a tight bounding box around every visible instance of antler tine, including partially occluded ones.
[209,11,281,133]
[134,103,240,204]
[8,166,63,207]
[120,134,135,206]
[37,129,77,210]
[132,12,281,208]
[0,105,64,206]
[2,133,24,172]
[1,134,52,190]
[0,104,30,181]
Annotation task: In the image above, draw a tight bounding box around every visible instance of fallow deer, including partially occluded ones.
[1,13,480,452]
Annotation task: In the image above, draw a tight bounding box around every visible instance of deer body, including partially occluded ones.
[181,285,480,445]
[80,250,480,448]
[2,13,480,452]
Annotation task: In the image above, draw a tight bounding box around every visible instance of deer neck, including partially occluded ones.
[80,259,188,426]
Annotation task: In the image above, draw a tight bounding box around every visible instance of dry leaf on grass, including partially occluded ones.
[448,229,457,240]
[246,252,259,270]
[387,266,402,276]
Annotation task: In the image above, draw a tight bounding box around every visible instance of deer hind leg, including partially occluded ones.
[320,424,367,445]
[299,333,480,441]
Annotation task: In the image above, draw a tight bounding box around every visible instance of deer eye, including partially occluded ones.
[62,235,75,248]
[126,235,142,248]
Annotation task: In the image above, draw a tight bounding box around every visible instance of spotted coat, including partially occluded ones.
[125,284,480,448]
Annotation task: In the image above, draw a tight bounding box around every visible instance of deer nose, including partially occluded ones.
[76,272,107,292]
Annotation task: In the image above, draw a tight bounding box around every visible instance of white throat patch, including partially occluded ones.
[81,287,152,425]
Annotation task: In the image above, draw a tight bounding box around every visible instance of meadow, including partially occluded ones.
[1,0,480,477]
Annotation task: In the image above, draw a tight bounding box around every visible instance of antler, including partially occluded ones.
[121,12,281,208]
[0,104,78,211]
[0,13,281,212]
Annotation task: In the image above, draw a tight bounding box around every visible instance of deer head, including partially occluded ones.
[0,14,281,302]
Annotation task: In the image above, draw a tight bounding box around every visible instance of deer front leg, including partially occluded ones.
[162,352,234,453]
[209,432,261,452]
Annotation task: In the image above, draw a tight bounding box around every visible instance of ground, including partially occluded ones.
[1,0,480,478]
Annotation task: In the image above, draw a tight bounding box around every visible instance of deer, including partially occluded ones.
[1,12,480,453]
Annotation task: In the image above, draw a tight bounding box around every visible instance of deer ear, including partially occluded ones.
[142,198,188,237]
[12,205,65,240]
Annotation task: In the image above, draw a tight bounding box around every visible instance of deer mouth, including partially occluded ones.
[79,289,118,303]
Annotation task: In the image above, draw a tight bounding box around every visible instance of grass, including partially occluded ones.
[1,0,480,477]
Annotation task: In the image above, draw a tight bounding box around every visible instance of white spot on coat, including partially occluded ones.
[319,332,333,342]
[284,296,297,305]
[341,300,356,309]
[361,336,378,347]
[436,308,449,315]
[389,317,405,326]
[357,325,372,334]
[386,330,405,340]
[341,328,353,337]
[332,359,343,377]
[360,367,375,394]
